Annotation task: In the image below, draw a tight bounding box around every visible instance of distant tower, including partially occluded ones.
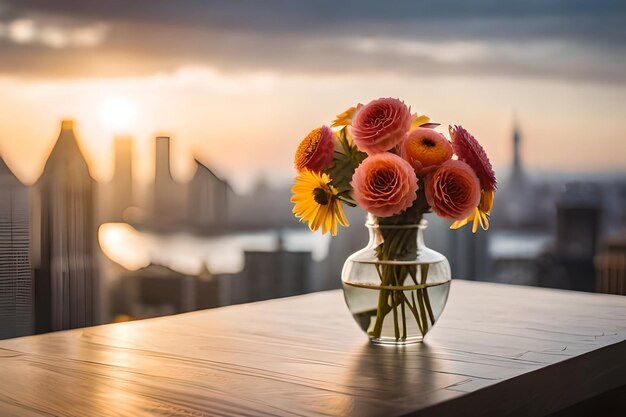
[105,136,133,222]
[0,155,33,338]
[492,122,547,230]
[188,159,229,231]
[511,123,524,184]
[152,136,186,225]
[32,120,98,332]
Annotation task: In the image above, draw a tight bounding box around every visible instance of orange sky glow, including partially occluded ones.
[1,70,624,193]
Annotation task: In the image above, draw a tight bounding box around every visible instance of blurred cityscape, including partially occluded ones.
[1,119,625,339]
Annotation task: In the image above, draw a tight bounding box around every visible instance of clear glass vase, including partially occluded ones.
[341,214,451,345]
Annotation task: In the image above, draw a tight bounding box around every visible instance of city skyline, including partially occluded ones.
[0,108,624,195]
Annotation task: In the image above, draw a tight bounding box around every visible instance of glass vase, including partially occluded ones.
[341,214,451,345]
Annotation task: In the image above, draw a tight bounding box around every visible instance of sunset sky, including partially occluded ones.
[0,1,624,192]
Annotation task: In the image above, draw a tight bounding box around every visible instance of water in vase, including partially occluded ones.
[342,278,451,344]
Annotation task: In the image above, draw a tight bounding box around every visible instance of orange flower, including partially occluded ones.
[294,126,335,173]
[400,128,452,175]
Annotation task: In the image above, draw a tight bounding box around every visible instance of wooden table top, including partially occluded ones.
[0,280,625,417]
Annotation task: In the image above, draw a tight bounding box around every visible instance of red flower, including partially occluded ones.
[449,125,497,191]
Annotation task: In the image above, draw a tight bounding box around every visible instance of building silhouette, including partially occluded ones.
[541,183,601,291]
[32,120,98,332]
[152,136,187,227]
[0,155,33,339]
[111,264,217,319]
[595,229,626,295]
[510,123,524,186]
[236,249,315,302]
[188,159,230,232]
[104,136,133,222]
[228,180,301,230]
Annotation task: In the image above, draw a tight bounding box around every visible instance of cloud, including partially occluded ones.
[7,19,35,43]
[349,38,490,63]
[0,0,624,84]
[0,17,107,49]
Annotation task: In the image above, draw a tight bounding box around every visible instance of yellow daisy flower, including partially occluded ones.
[291,170,349,236]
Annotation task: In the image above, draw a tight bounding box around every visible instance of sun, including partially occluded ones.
[98,95,135,133]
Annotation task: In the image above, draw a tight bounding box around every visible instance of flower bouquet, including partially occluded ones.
[291,98,496,344]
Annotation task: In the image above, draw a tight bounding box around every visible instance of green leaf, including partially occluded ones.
[325,127,366,194]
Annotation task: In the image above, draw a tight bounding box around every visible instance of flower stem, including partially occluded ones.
[407,291,424,335]
[371,264,391,338]
[401,299,407,339]
[420,264,436,325]
[391,290,399,339]
[416,287,428,334]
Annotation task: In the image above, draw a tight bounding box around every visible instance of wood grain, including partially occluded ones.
[0,280,625,416]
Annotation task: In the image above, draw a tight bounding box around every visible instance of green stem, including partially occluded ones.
[400,295,407,340]
[371,264,391,338]
[391,290,399,339]
[409,265,418,285]
[336,194,357,207]
[416,288,429,334]
[408,291,424,335]
[420,264,436,326]
[398,266,407,340]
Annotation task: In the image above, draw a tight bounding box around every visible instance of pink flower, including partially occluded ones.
[425,160,481,220]
[351,153,418,217]
[294,126,335,172]
[400,128,453,175]
[351,98,412,154]
[449,125,497,191]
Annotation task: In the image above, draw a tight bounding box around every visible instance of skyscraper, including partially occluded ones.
[32,120,98,332]
[552,183,601,291]
[188,159,230,231]
[102,136,133,222]
[0,155,33,339]
[152,136,187,226]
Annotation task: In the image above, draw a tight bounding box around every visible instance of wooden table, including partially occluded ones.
[0,280,625,416]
